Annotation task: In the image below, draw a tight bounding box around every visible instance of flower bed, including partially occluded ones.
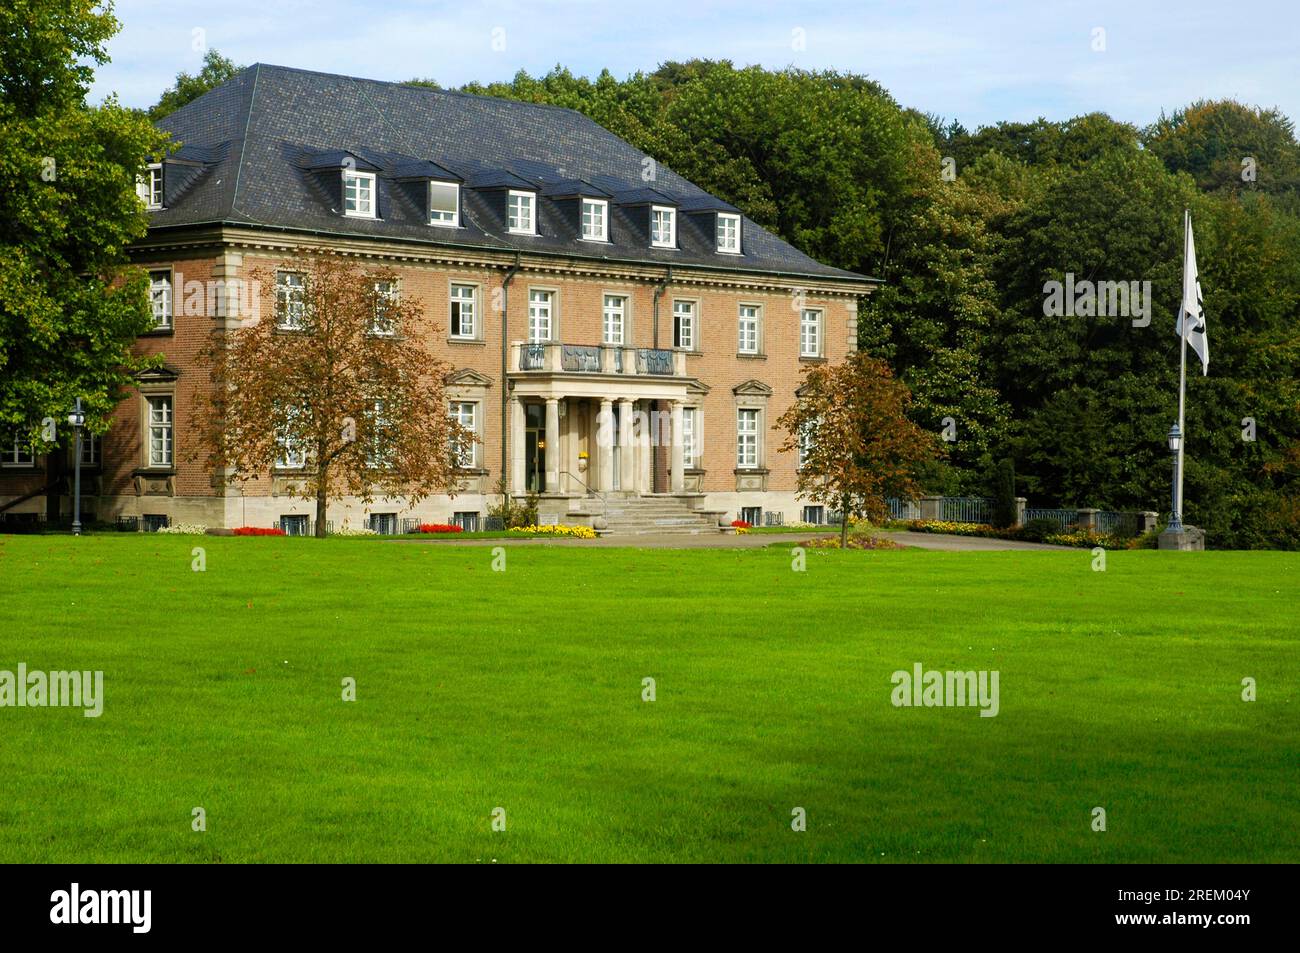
[887,518,1131,550]
[730,519,752,529]
[233,526,285,536]
[158,523,208,535]
[803,535,904,550]
[333,526,378,537]
[510,524,596,539]
[415,523,463,534]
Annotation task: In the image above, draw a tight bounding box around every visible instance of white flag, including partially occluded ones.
[1176,212,1209,375]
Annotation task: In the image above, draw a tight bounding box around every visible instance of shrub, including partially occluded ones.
[1018,517,1065,542]
[990,458,1017,529]
[803,534,904,549]
[233,526,285,536]
[487,480,539,529]
[416,523,463,534]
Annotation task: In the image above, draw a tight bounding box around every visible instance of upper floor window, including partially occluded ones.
[366,399,393,469]
[450,284,477,339]
[797,420,816,468]
[2,434,35,468]
[800,308,823,357]
[528,289,553,342]
[149,271,172,330]
[275,404,308,470]
[276,271,307,330]
[147,395,173,468]
[581,199,608,241]
[371,280,398,336]
[717,213,741,253]
[136,164,163,210]
[507,190,535,234]
[429,181,459,227]
[450,401,477,468]
[79,433,101,467]
[737,304,760,354]
[343,170,376,218]
[672,300,695,350]
[602,294,626,345]
[650,206,676,248]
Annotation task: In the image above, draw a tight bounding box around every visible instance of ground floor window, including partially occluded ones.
[368,513,397,534]
[280,515,309,536]
[740,506,762,526]
[802,505,825,525]
[143,514,169,533]
[453,511,480,532]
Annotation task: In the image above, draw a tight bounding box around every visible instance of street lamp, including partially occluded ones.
[67,398,85,536]
[1167,422,1182,533]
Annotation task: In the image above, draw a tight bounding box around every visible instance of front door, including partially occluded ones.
[525,402,545,493]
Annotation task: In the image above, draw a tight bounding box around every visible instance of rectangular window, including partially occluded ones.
[602,294,626,345]
[741,506,762,526]
[682,408,701,469]
[528,289,553,342]
[717,213,741,253]
[280,514,309,536]
[581,199,608,241]
[366,399,391,468]
[450,284,476,338]
[802,505,825,525]
[738,304,759,354]
[429,181,459,226]
[343,170,376,217]
[798,420,815,467]
[673,300,695,350]
[800,308,823,357]
[275,404,307,470]
[79,433,100,467]
[147,396,173,467]
[736,408,759,468]
[453,511,480,532]
[149,270,172,330]
[650,206,676,248]
[143,514,170,533]
[371,280,397,336]
[136,164,163,209]
[276,271,306,330]
[368,513,397,534]
[2,434,35,467]
[450,401,476,468]
[507,190,535,234]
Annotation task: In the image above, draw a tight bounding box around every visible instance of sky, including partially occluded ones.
[92,0,1300,130]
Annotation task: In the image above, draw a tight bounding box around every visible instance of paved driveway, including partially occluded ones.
[394,530,1074,551]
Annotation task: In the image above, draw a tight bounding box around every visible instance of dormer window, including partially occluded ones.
[429,181,459,227]
[717,213,741,254]
[581,199,608,241]
[507,190,535,234]
[650,205,676,248]
[136,164,163,210]
[343,170,376,218]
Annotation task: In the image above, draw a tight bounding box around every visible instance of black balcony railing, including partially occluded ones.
[520,344,546,370]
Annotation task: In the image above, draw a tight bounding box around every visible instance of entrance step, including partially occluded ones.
[599,496,724,536]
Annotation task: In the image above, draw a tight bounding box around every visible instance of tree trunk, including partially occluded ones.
[840,492,849,548]
[315,469,328,538]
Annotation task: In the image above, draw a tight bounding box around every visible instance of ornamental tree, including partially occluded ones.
[193,252,471,536]
[777,351,940,547]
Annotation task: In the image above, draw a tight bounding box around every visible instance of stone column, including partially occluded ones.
[597,399,614,492]
[544,398,560,493]
[1015,497,1027,526]
[670,401,685,493]
[618,398,635,493]
[510,396,526,495]
[1078,508,1099,532]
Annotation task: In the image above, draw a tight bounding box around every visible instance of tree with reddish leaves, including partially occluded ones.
[777,351,940,547]
[193,251,470,536]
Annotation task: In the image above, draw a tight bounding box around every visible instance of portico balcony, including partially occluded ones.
[511,341,686,377]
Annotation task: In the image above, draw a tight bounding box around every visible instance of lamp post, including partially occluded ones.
[67,398,85,536]
[1167,422,1182,534]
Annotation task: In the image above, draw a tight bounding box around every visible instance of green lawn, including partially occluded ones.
[0,534,1295,863]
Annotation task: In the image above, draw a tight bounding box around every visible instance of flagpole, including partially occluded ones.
[1172,209,1189,533]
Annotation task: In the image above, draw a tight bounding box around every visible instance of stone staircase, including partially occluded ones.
[600,495,724,536]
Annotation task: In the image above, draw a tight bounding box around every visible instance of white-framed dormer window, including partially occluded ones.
[602,294,626,345]
[737,304,760,354]
[717,213,741,253]
[527,289,553,342]
[449,400,477,468]
[370,280,398,336]
[429,181,459,227]
[736,408,759,469]
[650,206,676,248]
[276,271,306,330]
[343,170,376,217]
[800,307,823,357]
[508,190,535,234]
[136,164,163,210]
[672,299,695,350]
[581,199,608,241]
[450,283,476,339]
[149,270,173,330]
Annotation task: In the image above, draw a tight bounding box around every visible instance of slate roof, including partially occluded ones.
[149,64,874,285]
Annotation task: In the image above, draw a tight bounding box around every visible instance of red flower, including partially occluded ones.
[730,519,752,528]
[234,526,286,536]
[416,523,464,534]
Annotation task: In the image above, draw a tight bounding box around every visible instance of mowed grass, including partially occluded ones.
[0,535,1295,864]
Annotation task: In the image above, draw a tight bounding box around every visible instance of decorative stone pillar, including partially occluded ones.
[920,496,942,520]
[1015,497,1027,526]
[1139,511,1158,534]
[1078,508,1100,532]
[511,396,526,495]
[618,398,635,493]
[544,398,560,493]
[597,399,614,492]
[670,401,685,493]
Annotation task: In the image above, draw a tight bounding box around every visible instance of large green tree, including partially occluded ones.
[147,49,242,121]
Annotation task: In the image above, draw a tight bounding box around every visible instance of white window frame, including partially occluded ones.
[736,408,759,469]
[528,289,553,343]
[650,205,676,248]
[682,407,702,469]
[276,271,306,330]
[738,304,760,354]
[672,299,696,350]
[602,294,626,345]
[147,395,173,468]
[450,400,477,468]
[137,164,163,210]
[275,404,308,470]
[370,280,398,336]
[149,270,173,330]
[343,170,376,218]
[428,181,459,227]
[450,283,477,339]
[800,308,823,358]
[798,419,816,468]
[366,399,392,469]
[507,190,536,234]
[717,212,741,253]
[581,198,608,242]
[2,435,35,468]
